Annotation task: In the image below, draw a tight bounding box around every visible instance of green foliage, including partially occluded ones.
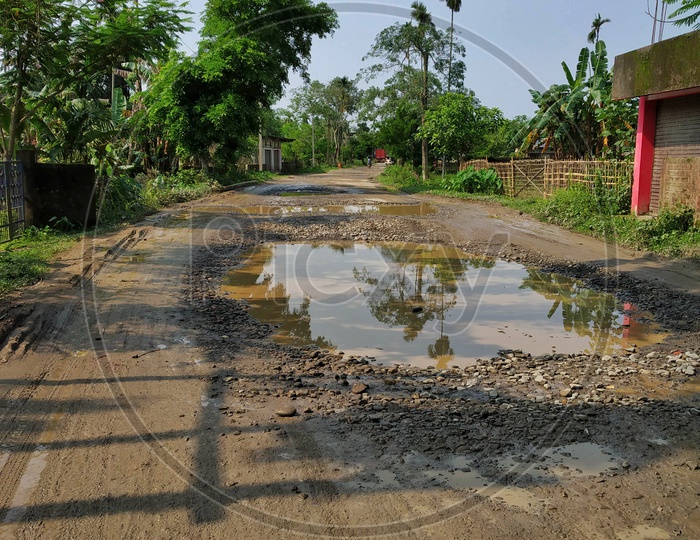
[420,92,503,160]
[149,0,338,163]
[0,0,190,159]
[0,227,78,295]
[523,41,638,159]
[664,0,700,28]
[99,175,150,222]
[378,164,424,191]
[440,167,504,194]
[535,186,699,258]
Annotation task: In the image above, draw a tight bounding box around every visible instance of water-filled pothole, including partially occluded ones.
[233,203,436,216]
[221,243,665,368]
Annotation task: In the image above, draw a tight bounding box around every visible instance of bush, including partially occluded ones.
[97,169,221,224]
[441,167,504,195]
[592,171,631,215]
[379,164,421,187]
[632,206,697,255]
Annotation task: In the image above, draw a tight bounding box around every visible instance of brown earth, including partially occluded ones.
[0,165,698,539]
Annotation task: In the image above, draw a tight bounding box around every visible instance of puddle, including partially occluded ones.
[119,254,147,263]
[221,243,665,368]
[279,191,333,197]
[437,456,543,510]
[498,442,621,480]
[232,203,436,216]
[244,184,364,196]
[374,469,402,489]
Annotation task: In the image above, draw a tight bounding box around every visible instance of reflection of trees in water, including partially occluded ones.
[229,246,336,350]
[354,245,494,353]
[519,269,622,346]
[428,334,454,370]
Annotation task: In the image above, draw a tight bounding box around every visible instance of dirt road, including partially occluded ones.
[0,166,698,539]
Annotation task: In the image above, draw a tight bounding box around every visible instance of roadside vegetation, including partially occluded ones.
[0,226,79,295]
[378,164,700,259]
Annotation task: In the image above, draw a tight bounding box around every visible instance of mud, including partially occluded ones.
[0,165,698,539]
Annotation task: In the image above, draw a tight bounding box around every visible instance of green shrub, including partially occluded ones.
[632,206,698,256]
[592,171,631,215]
[99,175,149,223]
[441,167,504,195]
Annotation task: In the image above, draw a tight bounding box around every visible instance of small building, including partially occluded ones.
[253,135,295,172]
[612,30,700,215]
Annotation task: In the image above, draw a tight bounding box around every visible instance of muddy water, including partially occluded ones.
[232,203,436,216]
[498,442,621,480]
[221,243,665,368]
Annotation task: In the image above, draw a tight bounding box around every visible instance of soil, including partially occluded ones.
[0,165,698,539]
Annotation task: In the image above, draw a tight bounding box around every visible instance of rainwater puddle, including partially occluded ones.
[279,191,332,197]
[498,442,621,480]
[437,456,543,510]
[221,243,664,368]
[118,253,147,263]
[233,203,436,216]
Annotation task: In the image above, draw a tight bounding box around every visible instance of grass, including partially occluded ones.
[0,226,80,295]
[0,167,265,297]
[378,164,700,260]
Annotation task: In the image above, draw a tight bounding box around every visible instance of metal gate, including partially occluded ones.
[0,161,25,243]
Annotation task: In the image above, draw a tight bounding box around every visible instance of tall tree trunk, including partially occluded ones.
[311,117,316,167]
[442,9,455,180]
[448,9,454,93]
[7,85,24,160]
[420,51,429,182]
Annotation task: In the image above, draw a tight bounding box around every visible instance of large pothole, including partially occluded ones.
[221,243,665,367]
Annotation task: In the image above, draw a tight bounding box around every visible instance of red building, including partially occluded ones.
[613,30,700,216]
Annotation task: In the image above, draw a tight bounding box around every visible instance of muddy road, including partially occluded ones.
[0,166,698,539]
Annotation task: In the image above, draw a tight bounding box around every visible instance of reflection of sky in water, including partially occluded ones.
[222,244,663,368]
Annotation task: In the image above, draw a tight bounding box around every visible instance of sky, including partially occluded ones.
[178,0,687,119]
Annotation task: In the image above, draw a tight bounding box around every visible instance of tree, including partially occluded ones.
[289,81,328,166]
[664,0,700,28]
[324,77,361,164]
[484,115,529,158]
[0,0,189,159]
[440,0,462,92]
[419,92,503,161]
[149,0,338,166]
[363,2,464,179]
[522,41,637,160]
[587,13,611,44]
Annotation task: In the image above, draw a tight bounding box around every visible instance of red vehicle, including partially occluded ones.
[374,148,387,162]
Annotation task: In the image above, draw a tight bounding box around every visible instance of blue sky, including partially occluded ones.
[179,1,687,118]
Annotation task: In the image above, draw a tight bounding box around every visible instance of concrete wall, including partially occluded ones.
[613,30,700,100]
[17,151,97,228]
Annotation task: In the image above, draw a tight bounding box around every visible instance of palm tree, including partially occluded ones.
[410,1,434,182]
[587,13,611,44]
[441,0,462,92]
[664,0,700,29]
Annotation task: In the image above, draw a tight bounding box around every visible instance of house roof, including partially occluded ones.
[612,30,700,100]
[263,135,295,143]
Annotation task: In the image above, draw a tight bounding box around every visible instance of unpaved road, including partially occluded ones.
[0,166,698,539]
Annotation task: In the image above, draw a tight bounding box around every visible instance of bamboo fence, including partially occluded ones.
[459,158,634,199]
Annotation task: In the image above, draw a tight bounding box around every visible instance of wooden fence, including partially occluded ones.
[459,158,634,198]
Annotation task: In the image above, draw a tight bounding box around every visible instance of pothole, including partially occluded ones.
[243,184,364,196]
[221,243,666,368]
[231,203,436,216]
